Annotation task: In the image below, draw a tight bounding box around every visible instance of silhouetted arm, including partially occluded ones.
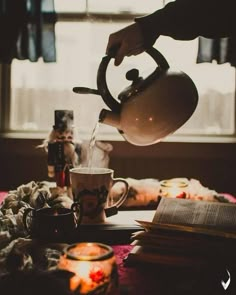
[136,0,235,45]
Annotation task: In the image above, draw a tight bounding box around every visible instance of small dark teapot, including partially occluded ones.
[73,47,198,146]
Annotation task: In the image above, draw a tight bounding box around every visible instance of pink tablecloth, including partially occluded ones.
[0,192,7,205]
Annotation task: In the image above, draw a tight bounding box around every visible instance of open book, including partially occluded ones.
[125,197,236,267]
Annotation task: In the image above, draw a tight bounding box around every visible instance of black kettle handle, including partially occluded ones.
[97,47,170,113]
[97,55,122,113]
[146,47,170,72]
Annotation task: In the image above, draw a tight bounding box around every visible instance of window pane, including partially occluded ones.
[10,18,236,139]
[54,0,86,13]
[54,0,166,14]
[87,0,164,14]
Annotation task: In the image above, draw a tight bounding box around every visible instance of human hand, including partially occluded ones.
[106,23,146,66]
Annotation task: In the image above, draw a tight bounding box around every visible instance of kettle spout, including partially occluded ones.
[99,109,121,130]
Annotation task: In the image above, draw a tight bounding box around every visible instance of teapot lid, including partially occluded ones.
[97,47,170,113]
[118,67,164,103]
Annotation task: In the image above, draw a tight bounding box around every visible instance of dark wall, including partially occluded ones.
[0,138,236,195]
[0,138,49,190]
[109,141,236,195]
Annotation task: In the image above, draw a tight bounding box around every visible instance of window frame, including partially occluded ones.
[1,11,236,143]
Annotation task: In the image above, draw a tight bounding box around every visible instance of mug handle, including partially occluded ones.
[71,202,83,227]
[22,207,35,235]
[105,178,129,217]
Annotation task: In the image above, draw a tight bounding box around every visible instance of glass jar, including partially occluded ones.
[159,178,189,199]
[57,242,118,295]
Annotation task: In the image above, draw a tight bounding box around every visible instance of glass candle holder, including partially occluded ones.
[159,179,189,199]
[57,242,118,295]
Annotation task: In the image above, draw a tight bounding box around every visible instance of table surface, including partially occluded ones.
[106,210,155,225]
[1,192,236,294]
[82,212,236,294]
[112,244,236,295]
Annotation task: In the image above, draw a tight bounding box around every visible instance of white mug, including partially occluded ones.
[70,167,129,223]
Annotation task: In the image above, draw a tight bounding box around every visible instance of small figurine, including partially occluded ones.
[39,110,114,198]
[40,110,82,197]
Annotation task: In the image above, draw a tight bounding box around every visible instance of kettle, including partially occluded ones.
[73,47,198,146]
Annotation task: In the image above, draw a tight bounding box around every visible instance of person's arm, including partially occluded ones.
[106,0,235,66]
[136,0,235,43]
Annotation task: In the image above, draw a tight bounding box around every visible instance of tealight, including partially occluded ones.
[159,179,189,199]
[57,242,118,295]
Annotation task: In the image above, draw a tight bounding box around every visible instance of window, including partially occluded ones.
[2,0,236,142]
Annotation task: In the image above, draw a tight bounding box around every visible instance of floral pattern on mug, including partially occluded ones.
[77,185,108,218]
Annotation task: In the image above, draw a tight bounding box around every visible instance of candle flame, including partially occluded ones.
[77,261,91,278]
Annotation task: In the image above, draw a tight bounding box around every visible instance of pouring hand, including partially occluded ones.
[106,23,146,66]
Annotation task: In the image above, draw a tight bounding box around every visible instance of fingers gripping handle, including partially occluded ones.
[107,44,120,58]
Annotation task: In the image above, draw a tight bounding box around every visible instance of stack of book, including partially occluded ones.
[125,197,236,267]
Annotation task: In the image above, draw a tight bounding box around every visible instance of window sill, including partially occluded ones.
[1,131,236,144]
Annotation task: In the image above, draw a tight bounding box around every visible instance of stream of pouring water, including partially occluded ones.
[87,121,100,172]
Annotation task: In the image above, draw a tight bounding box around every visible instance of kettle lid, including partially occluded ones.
[97,47,170,113]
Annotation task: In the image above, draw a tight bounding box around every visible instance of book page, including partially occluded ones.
[152,197,236,231]
[135,220,236,239]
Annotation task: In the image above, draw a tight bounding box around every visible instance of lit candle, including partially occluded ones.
[159,179,189,198]
[57,242,118,295]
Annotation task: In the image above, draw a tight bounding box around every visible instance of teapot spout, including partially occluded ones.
[99,109,121,130]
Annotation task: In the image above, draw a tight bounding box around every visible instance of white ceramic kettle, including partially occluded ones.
[73,47,198,146]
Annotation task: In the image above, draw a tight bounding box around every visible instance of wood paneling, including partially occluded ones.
[0,138,236,195]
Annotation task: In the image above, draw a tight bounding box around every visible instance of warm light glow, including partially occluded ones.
[58,243,118,294]
[76,261,91,278]
[70,275,81,292]
[160,179,189,198]
[167,186,182,198]
[53,210,59,216]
